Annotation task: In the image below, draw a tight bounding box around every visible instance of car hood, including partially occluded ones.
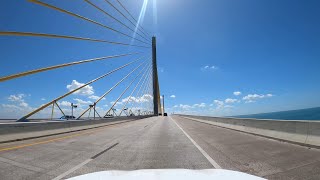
[67,169,265,180]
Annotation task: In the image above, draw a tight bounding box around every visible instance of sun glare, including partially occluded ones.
[132,0,149,42]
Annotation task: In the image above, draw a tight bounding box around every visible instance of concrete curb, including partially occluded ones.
[176,115,320,147]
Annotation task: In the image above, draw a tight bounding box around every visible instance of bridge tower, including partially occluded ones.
[152,37,161,116]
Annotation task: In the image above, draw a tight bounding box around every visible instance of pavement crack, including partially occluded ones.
[91,143,119,159]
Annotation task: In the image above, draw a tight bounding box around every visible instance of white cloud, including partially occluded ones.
[225,98,238,104]
[140,94,153,103]
[58,101,72,107]
[181,104,192,109]
[6,94,31,109]
[8,94,25,102]
[41,98,46,101]
[233,91,241,96]
[1,104,22,110]
[66,80,94,96]
[201,65,218,71]
[212,100,233,109]
[1,94,97,118]
[88,95,105,101]
[193,103,206,108]
[170,95,176,98]
[110,101,123,107]
[173,102,206,110]
[242,93,273,103]
[73,98,92,105]
[121,94,153,104]
[214,100,224,109]
[19,102,29,108]
[179,104,192,109]
[109,94,153,108]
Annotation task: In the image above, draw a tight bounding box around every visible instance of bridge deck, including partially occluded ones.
[0,116,319,179]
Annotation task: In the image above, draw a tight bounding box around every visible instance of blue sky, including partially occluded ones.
[1,0,320,118]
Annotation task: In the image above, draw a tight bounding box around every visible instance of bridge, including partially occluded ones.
[1,1,320,180]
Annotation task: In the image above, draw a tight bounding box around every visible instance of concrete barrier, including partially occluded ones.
[176,114,320,147]
[0,116,153,143]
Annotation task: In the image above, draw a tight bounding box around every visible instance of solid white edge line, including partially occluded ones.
[170,116,222,169]
[53,159,92,180]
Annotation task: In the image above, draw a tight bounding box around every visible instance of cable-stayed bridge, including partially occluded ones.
[0,1,320,180]
[1,0,162,122]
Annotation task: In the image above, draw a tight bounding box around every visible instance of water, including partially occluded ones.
[232,107,320,121]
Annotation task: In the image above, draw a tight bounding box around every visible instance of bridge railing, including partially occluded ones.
[176,114,320,147]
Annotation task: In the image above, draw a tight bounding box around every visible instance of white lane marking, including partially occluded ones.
[170,116,222,169]
[52,159,92,180]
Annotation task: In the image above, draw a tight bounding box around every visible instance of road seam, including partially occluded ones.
[169,116,222,169]
[91,143,119,159]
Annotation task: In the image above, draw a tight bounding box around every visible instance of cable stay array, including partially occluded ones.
[118,63,152,116]
[0,53,140,82]
[127,67,151,115]
[17,56,146,121]
[104,0,150,39]
[28,0,150,45]
[84,0,150,42]
[0,31,150,48]
[104,61,149,117]
[128,66,153,115]
[77,57,151,119]
[115,0,151,37]
[1,0,160,121]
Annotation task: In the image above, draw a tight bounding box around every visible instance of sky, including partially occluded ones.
[1,0,320,119]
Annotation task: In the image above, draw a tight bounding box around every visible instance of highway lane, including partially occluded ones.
[173,115,320,179]
[0,116,212,180]
[0,116,319,180]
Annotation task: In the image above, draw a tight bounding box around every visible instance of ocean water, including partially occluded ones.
[232,107,320,121]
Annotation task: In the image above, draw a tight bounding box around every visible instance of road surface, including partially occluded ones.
[0,116,319,179]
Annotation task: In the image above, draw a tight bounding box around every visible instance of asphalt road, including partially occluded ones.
[0,116,319,180]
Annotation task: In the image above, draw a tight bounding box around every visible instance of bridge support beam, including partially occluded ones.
[152,37,160,116]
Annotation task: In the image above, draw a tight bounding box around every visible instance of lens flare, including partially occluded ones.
[132,0,149,43]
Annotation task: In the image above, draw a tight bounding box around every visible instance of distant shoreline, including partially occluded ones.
[230,107,320,121]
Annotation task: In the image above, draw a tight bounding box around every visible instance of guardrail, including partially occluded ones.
[176,114,320,147]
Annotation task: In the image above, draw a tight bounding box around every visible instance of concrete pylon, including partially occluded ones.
[152,37,161,116]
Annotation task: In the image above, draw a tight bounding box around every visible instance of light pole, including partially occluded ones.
[123,108,128,116]
[112,108,117,117]
[89,103,97,120]
[93,102,96,120]
[71,103,77,119]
